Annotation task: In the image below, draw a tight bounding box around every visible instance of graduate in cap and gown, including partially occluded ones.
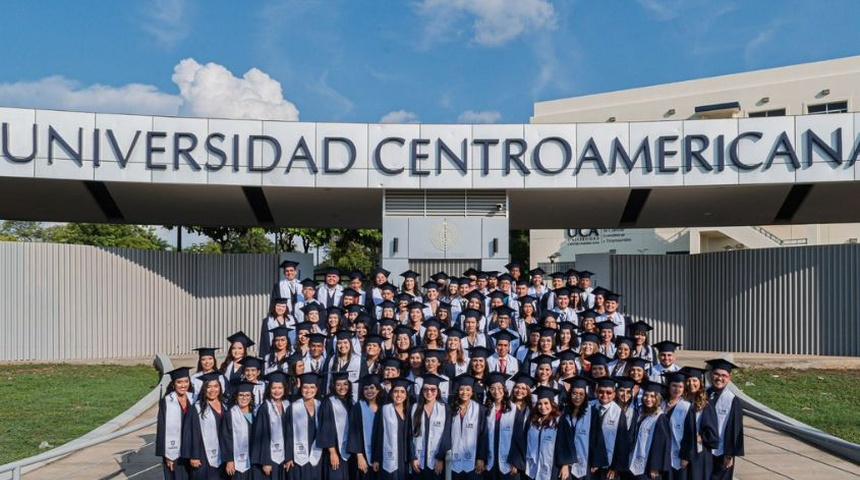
[648,341,682,384]
[410,374,452,480]
[319,372,355,480]
[190,348,226,403]
[628,381,671,480]
[371,377,415,480]
[284,372,325,480]
[679,367,719,480]
[221,331,255,396]
[326,329,364,402]
[156,367,193,480]
[591,377,631,480]
[260,297,296,358]
[704,359,744,480]
[509,385,575,480]
[349,374,384,480]
[264,326,293,376]
[237,356,267,408]
[560,376,607,480]
[449,374,488,480]
[661,372,696,480]
[251,371,290,480]
[484,372,520,480]
[221,382,257,480]
[182,372,227,480]
[272,260,303,311]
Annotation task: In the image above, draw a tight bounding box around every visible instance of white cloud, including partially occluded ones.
[0,76,182,116]
[418,0,557,47]
[380,110,420,123]
[172,58,300,120]
[141,0,190,49]
[457,110,502,123]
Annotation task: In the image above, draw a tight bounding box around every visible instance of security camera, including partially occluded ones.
[495,203,504,211]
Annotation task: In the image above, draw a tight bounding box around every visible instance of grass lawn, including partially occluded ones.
[734,368,860,444]
[0,363,157,465]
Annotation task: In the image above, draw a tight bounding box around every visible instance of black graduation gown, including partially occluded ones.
[630,413,671,480]
[563,407,608,480]
[283,401,323,480]
[318,397,353,480]
[371,405,413,480]
[251,400,288,480]
[665,402,697,480]
[686,404,719,480]
[509,418,575,480]
[348,401,379,480]
[599,405,631,476]
[449,402,489,479]
[181,403,227,480]
[220,407,257,480]
[156,395,191,480]
[707,389,744,480]
[413,404,453,480]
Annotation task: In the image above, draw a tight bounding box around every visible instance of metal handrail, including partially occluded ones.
[665,227,690,243]
[751,226,808,246]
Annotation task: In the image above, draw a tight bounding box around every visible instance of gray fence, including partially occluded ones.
[0,242,280,361]
[612,245,860,356]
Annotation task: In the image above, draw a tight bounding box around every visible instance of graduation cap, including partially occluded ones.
[463,268,480,277]
[378,317,398,330]
[279,260,299,269]
[300,278,317,288]
[227,331,255,348]
[346,304,365,315]
[568,286,584,295]
[612,376,635,389]
[240,356,264,370]
[380,283,398,293]
[424,349,446,362]
[454,374,478,388]
[307,333,327,344]
[342,288,361,298]
[422,281,439,290]
[347,270,365,281]
[505,261,524,271]
[443,327,466,338]
[595,377,618,390]
[614,336,634,348]
[330,371,352,382]
[476,271,489,280]
[465,290,486,302]
[605,292,622,302]
[378,300,397,311]
[540,310,559,321]
[266,371,289,384]
[678,366,707,379]
[565,269,580,278]
[589,353,611,367]
[539,327,557,338]
[515,278,530,286]
[488,291,506,301]
[298,372,322,386]
[334,330,354,341]
[436,301,452,312]
[705,358,739,373]
[462,308,483,319]
[468,346,493,359]
[491,330,518,343]
[485,372,509,387]
[549,271,565,279]
[423,318,445,331]
[486,271,500,278]
[371,266,391,277]
[380,357,404,370]
[199,372,222,384]
[167,367,191,381]
[400,270,420,279]
[553,287,571,297]
[596,320,616,332]
[497,273,514,283]
[562,375,592,390]
[555,349,579,362]
[322,267,342,277]
[628,320,653,333]
[389,377,414,390]
[557,322,577,333]
[420,373,446,387]
[534,385,560,401]
[640,380,665,394]
[193,347,218,357]
[301,303,324,315]
[578,271,595,279]
[579,332,600,345]
[627,357,649,370]
[532,354,557,366]
[529,267,546,277]
[294,322,313,333]
[457,277,472,286]
[272,297,289,305]
[527,323,544,335]
[653,340,681,353]
[359,374,382,387]
[517,294,536,304]
[327,306,345,317]
[494,306,515,318]
[579,309,599,319]
[511,372,536,387]
[430,271,449,282]
[407,301,426,311]
[393,324,415,337]
[408,345,426,356]
[662,371,687,384]
[396,293,414,304]
[591,287,609,298]
[237,381,256,394]
[269,325,291,338]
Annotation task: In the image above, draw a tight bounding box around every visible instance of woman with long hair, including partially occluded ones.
[629,321,658,365]
[349,374,384,480]
[182,373,227,480]
[221,382,256,480]
[284,372,325,480]
[608,337,634,377]
[251,371,290,480]
[190,348,225,402]
[220,331,254,393]
[327,330,363,402]
[680,367,720,480]
[483,372,519,480]
[363,335,384,376]
[259,297,294,357]
[442,328,469,379]
[263,326,292,376]
[561,377,607,480]
[556,323,576,353]
[449,375,488,480]
[156,367,192,479]
[509,373,534,422]
[509,386,574,480]
[371,378,414,480]
[662,372,697,480]
[320,372,355,480]
[400,270,422,302]
[436,303,452,328]
[410,374,451,480]
[628,382,671,480]
[420,318,446,350]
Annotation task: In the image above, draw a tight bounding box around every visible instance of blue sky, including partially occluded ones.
[1,0,859,124]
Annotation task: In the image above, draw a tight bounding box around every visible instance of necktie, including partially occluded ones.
[327,289,335,308]
[500,357,507,373]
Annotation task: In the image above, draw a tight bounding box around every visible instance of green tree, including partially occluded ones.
[184,226,275,254]
[325,229,382,272]
[510,229,530,266]
[45,223,168,250]
[0,221,47,242]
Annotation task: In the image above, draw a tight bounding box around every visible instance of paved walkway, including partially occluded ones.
[17,351,860,479]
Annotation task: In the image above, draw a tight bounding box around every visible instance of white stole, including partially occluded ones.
[230,406,252,472]
[412,402,446,470]
[712,389,735,456]
[525,423,558,480]
[266,400,286,464]
[487,406,517,473]
[630,413,659,476]
[569,408,592,479]
[668,400,691,469]
[450,401,481,472]
[381,404,401,473]
[195,403,222,467]
[330,398,351,460]
[163,392,183,460]
[359,401,376,460]
[291,399,322,466]
[599,402,622,464]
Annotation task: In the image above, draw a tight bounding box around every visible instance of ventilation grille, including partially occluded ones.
[384,190,507,217]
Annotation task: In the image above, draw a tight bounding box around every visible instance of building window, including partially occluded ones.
[808,101,848,114]
[749,108,787,118]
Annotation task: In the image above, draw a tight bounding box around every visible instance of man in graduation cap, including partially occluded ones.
[486,330,520,375]
[272,260,303,310]
[648,341,682,384]
[577,271,596,309]
[317,268,345,309]
[504,261,524,282]
[705,359,744,480]
[294,279,321,324]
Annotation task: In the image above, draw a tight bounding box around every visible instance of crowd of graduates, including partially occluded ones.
[156,261,744,480]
